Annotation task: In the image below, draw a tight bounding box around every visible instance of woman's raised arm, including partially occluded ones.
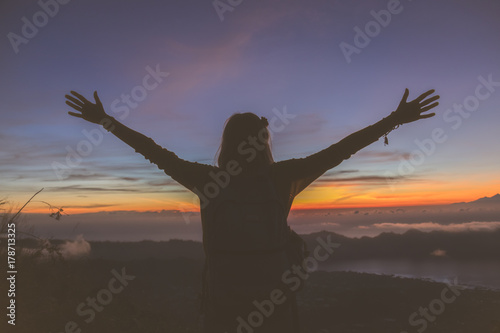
[323,88,439,163]
[65,91,214,192]
[275,89,440,196]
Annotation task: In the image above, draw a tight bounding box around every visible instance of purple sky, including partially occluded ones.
[1,0,500,240]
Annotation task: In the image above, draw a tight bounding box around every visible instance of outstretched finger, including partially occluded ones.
[94,91,102,106]
[66,95,84,107]
[400,88,410,104]
[415,89,436,103]
[70,91,91,104]
[419,112,436,119]
[66,100,83,111]
[420,95,440,107]
[421,102,439,112]
[68,111,83,118]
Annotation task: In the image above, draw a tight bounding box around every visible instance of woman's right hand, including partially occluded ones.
[66,91,108,125]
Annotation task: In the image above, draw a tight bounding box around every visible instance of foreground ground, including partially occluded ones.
[1,256,500,333]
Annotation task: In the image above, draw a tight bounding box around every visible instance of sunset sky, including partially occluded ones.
[1,0,500,239]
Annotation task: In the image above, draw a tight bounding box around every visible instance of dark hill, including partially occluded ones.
[18,229,500,261]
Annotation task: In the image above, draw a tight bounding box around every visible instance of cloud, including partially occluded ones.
[321,175,400,183]
[64,173,141,182]
[147,179,184,187]
[310,174,415,187]
[334,194,362,202]
[26,211,203,241]
[327,169,359,175]
[319,222,339,227]
[59,234,91,259]
[63,204,115,209]
[48,185,141,193]
[146,4,299,115]
[355,150,411,162]
[46,183,186,195]
[372,221,500,232]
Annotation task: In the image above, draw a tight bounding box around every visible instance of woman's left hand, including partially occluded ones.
[392,89,440,125]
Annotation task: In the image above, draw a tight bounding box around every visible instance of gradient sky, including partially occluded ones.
[1,0,500,235]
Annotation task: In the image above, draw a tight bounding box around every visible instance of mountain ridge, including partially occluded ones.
[451,193,500,205]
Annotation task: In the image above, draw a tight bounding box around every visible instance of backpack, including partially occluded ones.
[199,171,307,322]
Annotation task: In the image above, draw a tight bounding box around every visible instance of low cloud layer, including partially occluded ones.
[20,196,500,241]
[372,221,500,233]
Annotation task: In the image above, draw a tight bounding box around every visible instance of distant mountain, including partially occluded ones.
[469,193,500,204]
[452,193,500,205]
[18,229,500,261]
[302,229,500,262]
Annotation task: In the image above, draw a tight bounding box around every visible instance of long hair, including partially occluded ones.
[215,112,274,171]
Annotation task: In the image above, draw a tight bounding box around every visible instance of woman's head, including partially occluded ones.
[216,112,273,171]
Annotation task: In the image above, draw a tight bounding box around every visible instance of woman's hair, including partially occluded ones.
[216,112,274,171]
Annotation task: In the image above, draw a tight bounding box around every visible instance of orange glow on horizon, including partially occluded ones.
[10,178,499,215]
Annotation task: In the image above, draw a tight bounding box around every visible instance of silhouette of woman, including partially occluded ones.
[66,88,439,333]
